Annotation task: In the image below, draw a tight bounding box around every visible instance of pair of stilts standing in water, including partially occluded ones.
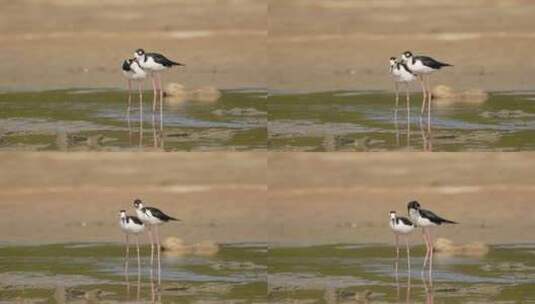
[122,49,185,147]
[118,199,180,288]
[389,200,457,278]
[389,51,453,145]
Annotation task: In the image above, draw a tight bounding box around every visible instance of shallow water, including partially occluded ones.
[0,242,268,303]
[268,244,535,303]
[269,91,535,151]
[0,89,266,151]
[2,243,534,303]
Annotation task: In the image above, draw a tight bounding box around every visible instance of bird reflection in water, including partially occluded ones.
[395,268,435,304]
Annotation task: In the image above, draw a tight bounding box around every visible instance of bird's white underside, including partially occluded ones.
[391,65,416,83]
[119,218,145,234]
[407,60,435,74]
[390,219,414,234]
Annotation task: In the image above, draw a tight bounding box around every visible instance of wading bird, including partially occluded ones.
[133,199,180,285]
[389,57,417,111]
[407,201,457,274]
[119,210,145,276]
[122,58,147,146]
[390,57,418,145]
[389,210,415,270]
[133,49,185,131]
[400,51,452,125]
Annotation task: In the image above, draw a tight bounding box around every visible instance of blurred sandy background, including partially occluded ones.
[3,1,535,92]
[0,0,266,91]
[0,153,267,244]
[268,153,535,245]
[269,0,535,92]
[1,153,535,246]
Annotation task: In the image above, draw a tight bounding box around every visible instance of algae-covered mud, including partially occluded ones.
[0,242,267,303]
[268,244,535,303]
[0,89,266,151]
[269,91,535,152]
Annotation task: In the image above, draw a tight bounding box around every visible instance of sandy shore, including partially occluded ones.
[1,153,535,246]
[269,0,535,92]
[2,1,535,92]
[0,153,267,244]
[0,0,266,91]
[268,153,535,245]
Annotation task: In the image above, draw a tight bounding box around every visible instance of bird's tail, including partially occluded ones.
[168,216,181,221]
[439,62,453,67]
[441,218,457,224]
[171,61,185,67]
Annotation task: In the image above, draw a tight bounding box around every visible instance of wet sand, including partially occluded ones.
[268,153,535,245]
[0,153,267,244]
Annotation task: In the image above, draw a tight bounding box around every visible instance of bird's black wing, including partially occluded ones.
[415,56,452,69]
[147,52,185,67]
[122,60,131,71]
[397,216,414,226]
[146,207,179,222]
[420,208,457,225]
[128,216,143,225]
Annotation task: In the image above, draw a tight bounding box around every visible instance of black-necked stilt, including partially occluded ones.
[389,210,415,271]
[390,57,417,145]
[133,199,179,286]
[407,201,456,274]
[122,58,147,144]
[134,49,185,131]
[119,210,145,278]
[389,57,417,108]
[400,51,452,117]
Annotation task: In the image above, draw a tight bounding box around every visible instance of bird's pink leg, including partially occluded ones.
[418,75,426,116]
[422,228,430,271]
[156,73,164,133]
[125,234,130,277]
[427,229,434,276]
[136,236,141,278]
[406,83,411,146]
[127,80,133,118]
[155,224,162,286]
[405,236,411,271]
[151,75,157,125]
[147,226,154,273]
[138,82,144,147]
[394,234,400,278]
[425,76,432,133]
[394,82,400,109]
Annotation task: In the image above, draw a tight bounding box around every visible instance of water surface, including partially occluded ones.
[269,91,535,151]
[268,243,535,303]
[0,89,267,151]
[0,242,267,303]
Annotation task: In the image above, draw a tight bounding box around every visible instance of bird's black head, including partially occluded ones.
[135,49,145,56]
[133,199,143,209]
[390,57,396,61]
[407,200,420,211]
[119,210,126,217]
